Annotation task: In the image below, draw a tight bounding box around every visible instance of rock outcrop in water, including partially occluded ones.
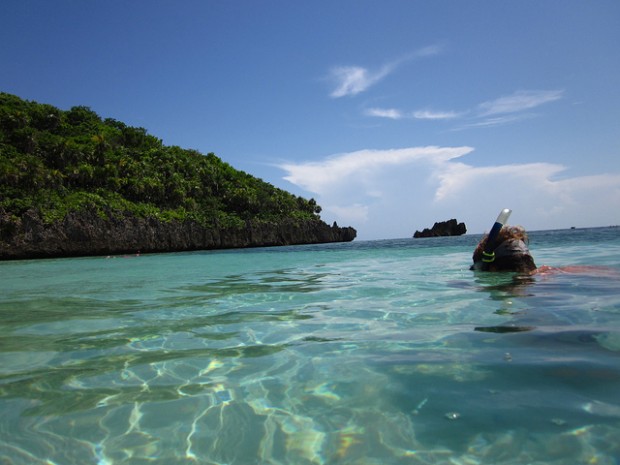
[0,208,356,260]
[413,219,466,238]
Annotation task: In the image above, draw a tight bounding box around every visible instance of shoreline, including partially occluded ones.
[0,209,356,261]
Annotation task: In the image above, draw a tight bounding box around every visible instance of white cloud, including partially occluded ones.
[413,44,444,57]
[433,161,566,201]
[362,90,562,129]
[478,90,564,116]
[452,113,535,130]
[328,65,392,98]
[280,146,473,194]
[364,108,459,120]
[279,146,620,240]
[327,45,442,98]
[413,110,460,120]
[364,107,404,119]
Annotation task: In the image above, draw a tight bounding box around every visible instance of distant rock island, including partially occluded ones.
[413,219,466,238]
[0,92,356,260]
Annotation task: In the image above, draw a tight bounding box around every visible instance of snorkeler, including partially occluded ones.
[471,209,537,273]
[471,210,618,276]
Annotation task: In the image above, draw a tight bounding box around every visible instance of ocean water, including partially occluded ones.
[1,227,620,465]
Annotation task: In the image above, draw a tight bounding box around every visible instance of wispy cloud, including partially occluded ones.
[364,107,404,119]
[478,90,564,116]
[364,108,459,120]
[279,145,620,239]
[327,45,442,98]
[452,113,535,130]
[364,89,563,129]
[413,110,460,120]
[329,65,393,98]
[412,44,444,57]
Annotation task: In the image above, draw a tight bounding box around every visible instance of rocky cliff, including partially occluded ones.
[0,208,356,260]
[413,219,466,238]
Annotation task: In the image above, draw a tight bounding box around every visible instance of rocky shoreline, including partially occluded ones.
[0,209,356,260]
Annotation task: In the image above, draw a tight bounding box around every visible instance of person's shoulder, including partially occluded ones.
[532,265,553,275]
[533,265,619,277]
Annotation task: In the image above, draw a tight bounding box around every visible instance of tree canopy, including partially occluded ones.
[0,92,322,228]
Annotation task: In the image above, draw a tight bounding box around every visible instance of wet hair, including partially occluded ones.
[471,225,537,272]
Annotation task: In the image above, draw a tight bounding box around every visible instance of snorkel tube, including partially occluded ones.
[481,208,512,266]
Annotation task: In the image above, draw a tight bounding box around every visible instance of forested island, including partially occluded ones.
[0,92,356,259]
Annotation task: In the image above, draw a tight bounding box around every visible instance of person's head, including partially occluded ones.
[471,225,537,272]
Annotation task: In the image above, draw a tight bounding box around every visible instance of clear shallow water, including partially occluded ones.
[1,228,620,465]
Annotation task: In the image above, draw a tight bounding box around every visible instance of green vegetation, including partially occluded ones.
[0,92,322,228]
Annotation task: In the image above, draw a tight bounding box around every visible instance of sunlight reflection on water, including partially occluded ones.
[1,229,620,464]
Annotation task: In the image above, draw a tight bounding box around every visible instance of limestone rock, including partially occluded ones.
[0,208,356,260]
[413,219,466,238]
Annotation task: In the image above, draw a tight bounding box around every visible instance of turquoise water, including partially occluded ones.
[1,228,620,465]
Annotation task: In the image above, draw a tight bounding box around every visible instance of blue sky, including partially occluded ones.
[2,1,619,239]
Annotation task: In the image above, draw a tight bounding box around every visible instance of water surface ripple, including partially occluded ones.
[2,228,620,464]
